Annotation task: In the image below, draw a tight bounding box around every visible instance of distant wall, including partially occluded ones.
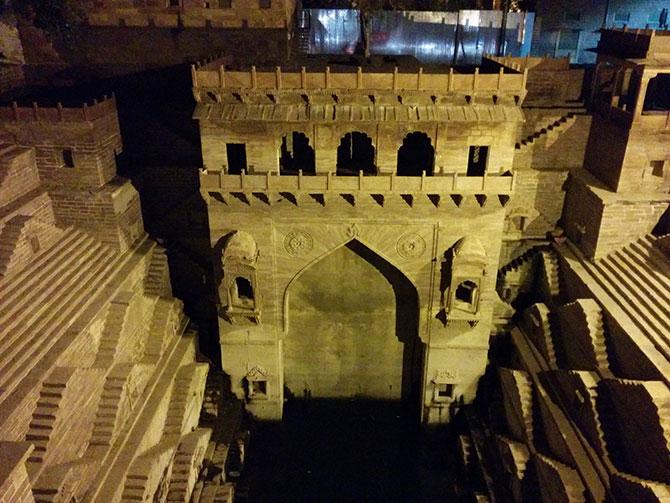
[532,0,670,63]
[70,26,288,67]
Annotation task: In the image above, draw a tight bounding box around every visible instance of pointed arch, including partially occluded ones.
[336,132,376,176]
[397,132,434,176]
[279,132,315,175]
[283,238,423,403]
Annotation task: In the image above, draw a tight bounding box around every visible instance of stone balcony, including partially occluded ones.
[201,171,515,207]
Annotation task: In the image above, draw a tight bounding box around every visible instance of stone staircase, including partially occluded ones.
[499,244,550,276]
[26,370,73,464]
[603,379,670,484]
[577,236,670,362]
[539,249,561,299]
[0,215,29,277]
[143,246,171,297]
[0,227,122,399]
[163,364,209,437]
[166,429,212,503]
[515,113,578,151]
[88,372,127,447]
[94,300,132,365]
[499,368,534,445]
[143,298,185,363]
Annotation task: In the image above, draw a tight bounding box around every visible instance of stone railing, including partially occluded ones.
[192,65,528,95]
[200,171,516,195]
[0,95,117,123]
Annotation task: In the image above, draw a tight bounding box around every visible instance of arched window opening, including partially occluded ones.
[455,280,477,305]
[397,132,434,176]
[280,132,315,175]
[235,277,254,304]
[336,132,376,176]
[643,74,670,112]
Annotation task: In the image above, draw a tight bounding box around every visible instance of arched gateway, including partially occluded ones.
[283,239,424,403]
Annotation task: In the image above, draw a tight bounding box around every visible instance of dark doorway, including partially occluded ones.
[467,145,488,176]
[279,132,315,175]
[336,132,376,176]
[397,132,434,176]
[227,143,248,174]
[643,74,670,112]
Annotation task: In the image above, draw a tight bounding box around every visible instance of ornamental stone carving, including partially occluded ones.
[396,233,426,258]
[283,230,314,256]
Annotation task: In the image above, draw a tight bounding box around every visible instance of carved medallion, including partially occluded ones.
[284,230,314,256]
[396,233,426,258]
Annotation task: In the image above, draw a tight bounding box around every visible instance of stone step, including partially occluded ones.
[597,258,670,340]
[0,228,87,305]
[628,240,670,291]
[578,254,670,362]
[614,247,670,302]
[607,252,670,317]
[0,231,96,321]
[0,241,110,342]
[0,247,123,396]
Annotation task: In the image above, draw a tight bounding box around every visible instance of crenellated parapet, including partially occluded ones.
[193,64,529,105]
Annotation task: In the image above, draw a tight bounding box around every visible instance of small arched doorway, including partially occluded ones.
[397,132,434,176]
[280,132,315,175]
[336,132,376,176]
[284,239,423,405]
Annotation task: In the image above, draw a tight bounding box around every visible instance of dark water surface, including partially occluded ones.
[238,399,457,503]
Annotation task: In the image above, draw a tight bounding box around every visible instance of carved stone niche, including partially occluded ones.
[444,236,487,321]
[432,369,458,404]
[245,366,269,401]
[221,231,261,323]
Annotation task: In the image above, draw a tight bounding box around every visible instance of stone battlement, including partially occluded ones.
[192,65,529,97]
[0,95,117,124]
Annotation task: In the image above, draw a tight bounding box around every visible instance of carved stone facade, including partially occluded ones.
[194,63,529,423]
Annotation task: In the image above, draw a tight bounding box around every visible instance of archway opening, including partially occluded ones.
[284,239,422,403]
[336,132,376,176]
[280,132,315,175]
[643,73,670,112]
[397,132,434,176]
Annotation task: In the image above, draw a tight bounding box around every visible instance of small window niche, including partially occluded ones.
[467,146,488,176]
[246,366,269,401]
[455,280,478,305]
[259,0,271,8]
[251,380,267,397]
[233,277,255,308]
[650,160,665,178]
[221,231,261,323]
[444,236,487,320]
[432,370,457,403]
[219,0,231,7]
[62,149,75,168]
